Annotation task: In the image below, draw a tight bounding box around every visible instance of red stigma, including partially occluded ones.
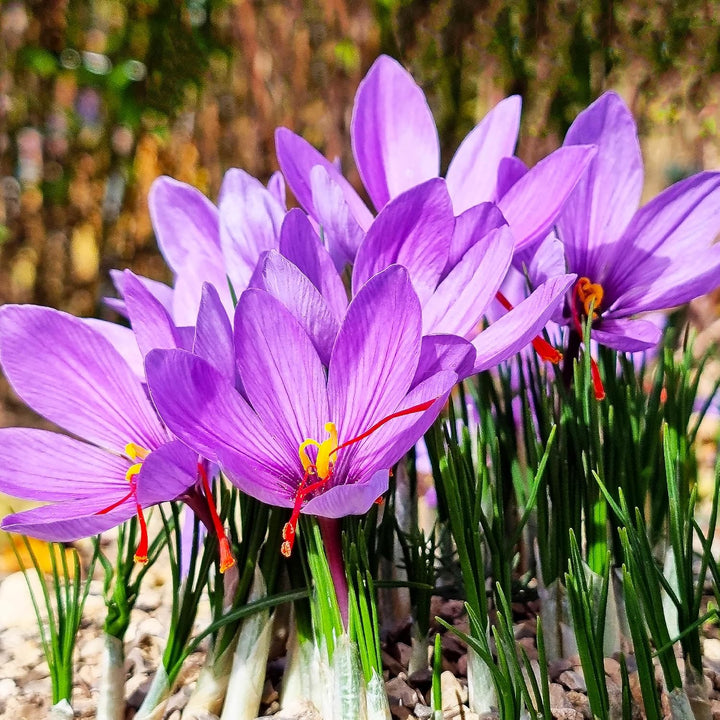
[197,463,235,573]
[281,467,331,558]
[134,502,149,564]
[531,337,563,364]
[329,398,437,457]
[590,357,605,401]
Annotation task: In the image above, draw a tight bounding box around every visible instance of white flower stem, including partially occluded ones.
[407,621,428,676]
[332,634,366,720]
[49,699,74,720]
[218,607,274,720]
[466,646,496,715]
[96,633,126,720]
[281,625,319,711]
[365,669,391,720]
[181,642,235,719]
[134,662,170,720]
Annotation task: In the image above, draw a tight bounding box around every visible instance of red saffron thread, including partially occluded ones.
[197,463,235,573]
[133,502,149,564]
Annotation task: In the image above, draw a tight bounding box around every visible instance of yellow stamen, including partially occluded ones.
[576,277,604,319]
[298,422,338,480]
[125,442,150,461]
[125,463,143,482]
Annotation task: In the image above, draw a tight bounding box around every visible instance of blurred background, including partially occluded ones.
[1,0,720,428]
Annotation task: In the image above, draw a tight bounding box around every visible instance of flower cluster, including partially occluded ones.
[2,55,719,563]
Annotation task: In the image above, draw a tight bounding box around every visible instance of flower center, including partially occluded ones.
[575,277,604,321]
[298,421,338,481]
[280,399,439,558]
[571,278,605,401]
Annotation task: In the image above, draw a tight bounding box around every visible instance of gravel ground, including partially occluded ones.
[5,554,720,720]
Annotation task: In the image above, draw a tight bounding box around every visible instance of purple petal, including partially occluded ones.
[83,319,145,380]
[351,369,457,473]
[423,225,514,336]
[170,250,234,326]
[351,55,440,210]
[513,230,567,288]
[606,172,720,302]
[328,265,422,452]
[472,274,575,372]
[310,165,366,269]
[279,209,349,321]
[107,269,174,319]
[2,496,135,542]
[0,428,131,500]
[179,506,205,580]
[275,127,373,230]
[412,336,475,387]
[591,318,663,352]
[495,156,528,199]
[146,349,295,485]
[0,305,168,453]
[193,283,236,382]
[135,440,199,506]
[148,176,220,272]
[446,202,507,272]
[499,145,597,250]
[352,179,453,305]
[176,325,196,350]
[612,245,720,315]
[103,297,128,317]
[218,168,285,292]
[266,170,287,208]
[302,468,390,518]
[123,270,181,357]
[251,250,340,365]
[557,92,644,278]
[234,288,329,462]
[215,446,296,508]
[446,95,522,213]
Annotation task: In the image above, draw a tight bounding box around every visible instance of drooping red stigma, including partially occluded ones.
[197,463,235,573]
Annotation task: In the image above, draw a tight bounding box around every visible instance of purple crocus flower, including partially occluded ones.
[261,181,575,377]
[0,305,234,570]
[145,266,461,556]
[108,168,286,325]
[276,54,596,261]
[523,92,720,365]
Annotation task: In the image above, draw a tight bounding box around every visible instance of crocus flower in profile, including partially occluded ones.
[0,305,233,571]
[521,92,720,395]
[146,266,461,556]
